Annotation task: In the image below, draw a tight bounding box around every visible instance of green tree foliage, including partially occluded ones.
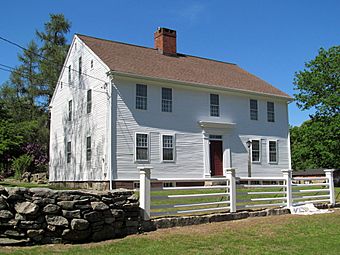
[292,46,340,170]
[294,46,340,118]
[36,13,71,107]
[0,14,71,176]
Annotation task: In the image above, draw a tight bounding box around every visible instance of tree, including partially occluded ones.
[292,45,340,170]
[0,14,71,176]
[36,13,71,107]
[294,46,340,118]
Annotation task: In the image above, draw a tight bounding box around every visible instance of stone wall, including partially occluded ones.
[0,187,140,245]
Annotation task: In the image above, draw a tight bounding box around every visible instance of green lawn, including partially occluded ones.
[1,209,340,255]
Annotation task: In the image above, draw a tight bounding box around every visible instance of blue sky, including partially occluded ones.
[0,0,339,126]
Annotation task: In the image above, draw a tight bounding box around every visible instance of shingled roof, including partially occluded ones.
[77,34,291,99]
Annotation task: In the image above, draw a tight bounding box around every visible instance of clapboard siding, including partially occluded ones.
[49,36,110,182]
[113,77,289,179]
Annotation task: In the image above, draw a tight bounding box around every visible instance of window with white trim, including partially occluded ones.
[66,141,71,163]
[68,100,72,121]
[267,102,275,122]
[78,56,82,80]
[268,140,277,163]
[162,135,175,161]
[136,84,147,110]
[68,65,71,83]
[250,99,258,120]
[86,136,91,161]
[136,133,148,161]
[251,140,260,163]
[87,89,92,114]
[210,94,219,117]
[161,87,172,112]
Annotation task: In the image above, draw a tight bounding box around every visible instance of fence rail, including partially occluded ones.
[138,167,336,220]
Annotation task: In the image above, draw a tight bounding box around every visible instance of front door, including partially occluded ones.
[210,140,223,176]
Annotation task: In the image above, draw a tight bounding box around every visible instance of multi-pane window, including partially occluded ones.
[87,89,92,114]
[86,136,91,161]
[68,65,71,83]
[267,102,275,122]
[162,135,174,161]
[68,100,72,121]
[78,56,82,79]
[136,133,148,161]
[161,87,172,112]
[210,94,219,117]
[136,84,147,110]
[250,99,258,120]
[66,141,71,163]
[251,140,260,162]
[269,141,277,163]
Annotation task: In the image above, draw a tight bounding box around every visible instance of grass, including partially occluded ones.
[1,209,340,254]
[0,179,75,190]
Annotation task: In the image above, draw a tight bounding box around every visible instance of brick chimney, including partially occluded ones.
[154,27,177,55]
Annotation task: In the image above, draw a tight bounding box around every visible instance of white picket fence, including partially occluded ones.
[138,167,336,220]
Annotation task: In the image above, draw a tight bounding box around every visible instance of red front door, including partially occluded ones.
[210,140,223,176]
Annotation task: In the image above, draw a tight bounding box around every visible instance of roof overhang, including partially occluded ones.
[108,70,293,102]
[198,121,236,129]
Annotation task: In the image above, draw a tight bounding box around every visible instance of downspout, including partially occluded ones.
[287,101,292,170]
[106,76,113,190]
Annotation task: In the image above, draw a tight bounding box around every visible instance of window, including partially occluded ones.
[267,102,275,122]
[251,140,260,163]
[66,141,71,163]
[161,87,172,112]
[136,84,147,110]
[136,133,148,161]
[250,99,258,120]
[78,56,82,79]
[268,141,277,163]
[87,89,92,114]
[209,135,222,140]
[210,94,219,117]
[68,100,72,121]
[86,136,91,161]
[162,135,175,161]
[68,65,71,83]
[90,60,93,69]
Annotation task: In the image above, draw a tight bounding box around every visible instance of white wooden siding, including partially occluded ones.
[49,36,110,182]
[113,76,289,180]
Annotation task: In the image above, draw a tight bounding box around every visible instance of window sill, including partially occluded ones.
[252,161,261,164]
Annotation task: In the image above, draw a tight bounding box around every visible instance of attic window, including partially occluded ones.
[91,60,93,69]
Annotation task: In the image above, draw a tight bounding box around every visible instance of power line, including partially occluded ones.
[0,65,106,94]
[0,35,108,84]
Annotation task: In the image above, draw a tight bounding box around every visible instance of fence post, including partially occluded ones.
[138,166,152,220]
[281,169,293,208]
[324,169,335,206]
[225,168,236,213]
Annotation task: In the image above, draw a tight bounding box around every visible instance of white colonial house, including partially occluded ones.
[49,28,292,189]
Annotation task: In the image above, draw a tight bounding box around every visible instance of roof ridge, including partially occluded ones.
[76,33,237,66]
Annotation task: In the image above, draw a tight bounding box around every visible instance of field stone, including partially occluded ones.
[91,201,109,211]
[62,229,91,242]
[45,215,68,227]
[91,225,115,242]
[43,204,60,214]
[57,201,76,210]
[84,211,102,222]
[0,197,8,210]
[4,230,25,238]
[27,229,44,241]
[71,219,89,231]
[15,201,39,215]
[0,210,13,220]
[62,210,81,219]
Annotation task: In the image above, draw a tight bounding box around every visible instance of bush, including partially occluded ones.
[12,154,33,180]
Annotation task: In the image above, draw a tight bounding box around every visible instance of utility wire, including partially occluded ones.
[0,64,106,94]
[0,35,108,84]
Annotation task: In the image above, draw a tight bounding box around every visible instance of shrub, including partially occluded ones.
[12,154,33,180]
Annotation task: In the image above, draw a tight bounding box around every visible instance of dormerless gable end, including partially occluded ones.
[76,33,292,100]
